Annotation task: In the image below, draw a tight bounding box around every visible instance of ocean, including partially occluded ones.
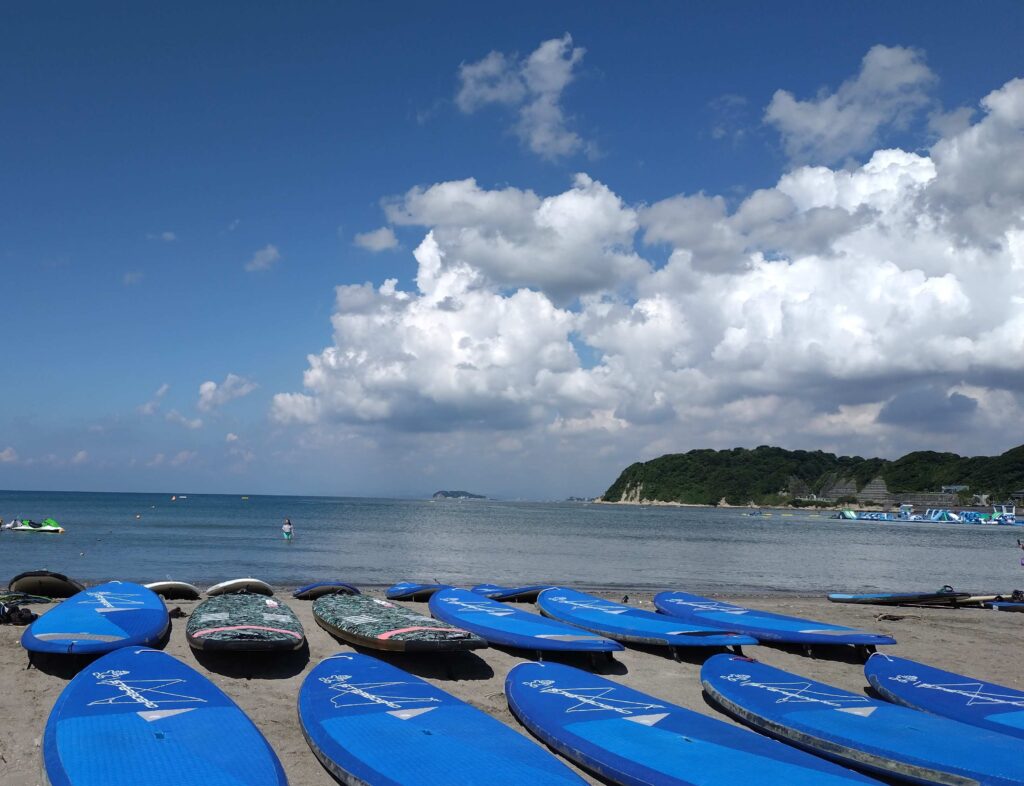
[1,490,1020,594]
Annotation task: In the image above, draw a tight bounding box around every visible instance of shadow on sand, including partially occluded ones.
[190,641,311,679]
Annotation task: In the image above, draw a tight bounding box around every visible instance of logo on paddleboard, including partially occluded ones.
[545,596,626,615]
[318,673,441,716]
[888,675,1024,707]
[89,668,205,716]
[724,674,873,711]
[437,596,512,616]
[522,679,665,715]
[83,591,146,611]
[663,598,746,615]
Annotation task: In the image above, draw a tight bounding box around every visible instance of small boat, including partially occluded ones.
[10,518,65,534]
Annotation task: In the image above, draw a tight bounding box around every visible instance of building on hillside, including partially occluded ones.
[812,474,960,507]
[941,484,969,494]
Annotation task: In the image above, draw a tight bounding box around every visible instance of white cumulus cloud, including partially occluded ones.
[456,33,588,159]
[384,173,648,301]
[273,64,1024,480]
[0,447,17,463]
[245,244,281,272]
[198,373,258,412]
[765,45,937,164]
[170,450,197,467]
[166,410,203,430]
[354,227,399,252]
[138,383,170,415]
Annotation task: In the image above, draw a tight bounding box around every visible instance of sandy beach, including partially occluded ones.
[2,589,1021,785]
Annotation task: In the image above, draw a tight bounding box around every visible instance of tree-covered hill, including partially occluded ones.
[600,445,1024,506]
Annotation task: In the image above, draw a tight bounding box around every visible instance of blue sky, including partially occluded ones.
[2,2,1023,497]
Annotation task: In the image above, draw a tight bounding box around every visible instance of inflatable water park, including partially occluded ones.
[835,503,1017,525]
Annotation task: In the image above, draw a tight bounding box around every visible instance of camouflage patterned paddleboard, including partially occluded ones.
[187,593,306,652]
[312,594,486,653]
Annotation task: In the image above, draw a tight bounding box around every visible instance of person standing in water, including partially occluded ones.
[282,518,294,541]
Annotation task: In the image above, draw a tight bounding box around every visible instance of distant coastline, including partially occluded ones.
[600,444,1024,508]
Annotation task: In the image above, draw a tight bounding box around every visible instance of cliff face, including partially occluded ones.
[601,445,1024,506]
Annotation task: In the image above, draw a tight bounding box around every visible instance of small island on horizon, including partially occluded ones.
[432,489,486,500]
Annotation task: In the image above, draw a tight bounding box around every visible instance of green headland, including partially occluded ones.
[601,444,1024,507]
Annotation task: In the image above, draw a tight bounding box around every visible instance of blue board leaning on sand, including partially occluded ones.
[654,591,895,649]
[701,653,1024,785]
[298,652,587,786]
[470,583,552,601]
[536,588,757,651]
[827,587,969,606]
[385,581,449,600]
[865,653,1024,740]
[507,661,881,786]
[22,580,168,656]
[429,587,622,655]
[44,647,287,786]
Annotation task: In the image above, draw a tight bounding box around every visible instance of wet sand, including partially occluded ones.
[2,589,1021,785]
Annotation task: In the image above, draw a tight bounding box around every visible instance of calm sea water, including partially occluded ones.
[1,490,1021,594]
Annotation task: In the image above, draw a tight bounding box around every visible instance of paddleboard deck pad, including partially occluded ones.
[654,591,895,647]
[702,653,1024,786]
[385,582,448,601]
[206,578,274,596]
[865,653,1024,740]
[299,652,586,786]
[293,581,361,600]
[827,587,969,606]
[313,593,486,652]
[144,580,201,600]
[9,570,84,598]
[537,588,757,649]
[187,594,305,651]
[507,661,880,785]
[22,581,169,656]
[429,588,622,653]
[44,647,287,786]
[470,583,552,602]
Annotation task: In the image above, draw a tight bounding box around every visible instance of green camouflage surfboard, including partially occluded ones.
[312,593,486,652]
[187,593,306,652]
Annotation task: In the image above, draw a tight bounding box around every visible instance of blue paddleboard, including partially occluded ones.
[22,581,169,655]
[536,588,756,649]
[429,588,622,653]
[985,601,1024,612]
[507,661,880,786]
[654,591,895,647]
[298,652,587,786]
[827,588,969,606]
[470,583,552,601]
[293,581,361,600]
[385,582,449,601]
[865,653,1024,740]
[702,653,1024,785]
[43,647,287,786]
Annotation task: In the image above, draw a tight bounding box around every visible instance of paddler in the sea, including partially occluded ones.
[282,518,294,541]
